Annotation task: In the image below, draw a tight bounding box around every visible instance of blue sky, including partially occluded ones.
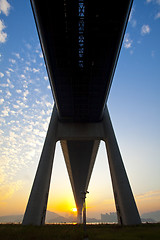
[0,0,160,218]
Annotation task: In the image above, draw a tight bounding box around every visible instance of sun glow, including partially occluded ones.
[72,208,77,212]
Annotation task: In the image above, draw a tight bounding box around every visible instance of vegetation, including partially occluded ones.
[0,223,160,240]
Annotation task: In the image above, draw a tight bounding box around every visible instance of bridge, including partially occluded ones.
[22,0,141,225]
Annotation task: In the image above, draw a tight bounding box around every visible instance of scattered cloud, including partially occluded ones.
[136,190,160,200]
[146,0,160,5]
[39,52,43,58]
[6,90,11,98]
[23,89,29,97]
[129,6,137,28]
[25,43,32,49]
[141,24,151,35]
[7,78,14,88]
[16,100,28,108]
[12,52,21,59]
[1,106,10,116]
[0,98,4,104]
[0,0,11,16]
[8,68,14,72]
[0,0,11,43]
[34,88,41,93]
[0,37,54,211]
[131,19,137,28]
[32,68,40,73]
[0,180,23,202]
[20,74,25,79]
[16,89,22,94]
[124,33,133,49]
[6,70,10,77]
[0,19,7,43]
[9,58,16,64]
[13,104,19,109]
[155,12,160,19]
[0,72,4,77]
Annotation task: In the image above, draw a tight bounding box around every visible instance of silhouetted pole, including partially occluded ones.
[81,191,89,234]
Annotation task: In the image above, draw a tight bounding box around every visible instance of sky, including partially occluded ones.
[0,0,160,220]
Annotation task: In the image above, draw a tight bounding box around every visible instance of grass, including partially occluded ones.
[0,223,160,240]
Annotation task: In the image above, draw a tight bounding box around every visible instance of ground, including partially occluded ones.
[0,223,160,240]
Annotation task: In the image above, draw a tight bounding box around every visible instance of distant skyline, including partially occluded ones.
[0,0,160,219]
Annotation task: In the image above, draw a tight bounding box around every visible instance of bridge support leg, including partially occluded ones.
[103,107,141,225]
[22,107,58,225]
[77,206,82,224]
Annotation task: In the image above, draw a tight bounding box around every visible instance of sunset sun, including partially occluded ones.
[72,208,77,213]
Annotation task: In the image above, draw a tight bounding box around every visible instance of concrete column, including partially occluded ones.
[103,107,141,225]
[77,206,82,223]
[22,107,58,225]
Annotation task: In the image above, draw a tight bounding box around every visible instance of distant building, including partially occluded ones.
[101,212,118,223]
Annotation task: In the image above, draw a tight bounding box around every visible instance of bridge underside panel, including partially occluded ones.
[61,140,100,209]
[31,0,132,122]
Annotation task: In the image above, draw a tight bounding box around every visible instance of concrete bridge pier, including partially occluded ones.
[22,106,141,226]
[22,107,58,225]
[103,108,141,225]
[77,206,83,224]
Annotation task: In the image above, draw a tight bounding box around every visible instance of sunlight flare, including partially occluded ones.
[72,208,77,213]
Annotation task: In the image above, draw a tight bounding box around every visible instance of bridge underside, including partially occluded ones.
[22,0,141,226]
[31,0,132,122]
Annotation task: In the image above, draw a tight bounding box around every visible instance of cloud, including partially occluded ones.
[1,106,10,116]
[0,71,4,77]
[136,190,160,200]
[16,100,28,108]
[32,68,40,73]
[0,1,11,43]
[124,33,133,49]
[0,83,8,87]
[16,89,22,94]
[0,98,4,104]
[13,104,20,109]
[13,52,20,59]
[131,19,137,28]
[23,89,29,97]
[0,19,7,43]
[7,78,14,88]
[6,68,14,76]
[0,180,23,202]
[5,70,10,77]
[39,52,43,58]
[141,25,151,35]
[25,43,32,49]
[146,0,160,5]
[9,58,16,64]
[20,74,25,79]
[6,90,11,98]
[155,12,160,19]
[129,6,137,28]
[0,0,11,16]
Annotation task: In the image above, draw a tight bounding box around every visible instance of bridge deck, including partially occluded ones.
[31,0,132,122]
